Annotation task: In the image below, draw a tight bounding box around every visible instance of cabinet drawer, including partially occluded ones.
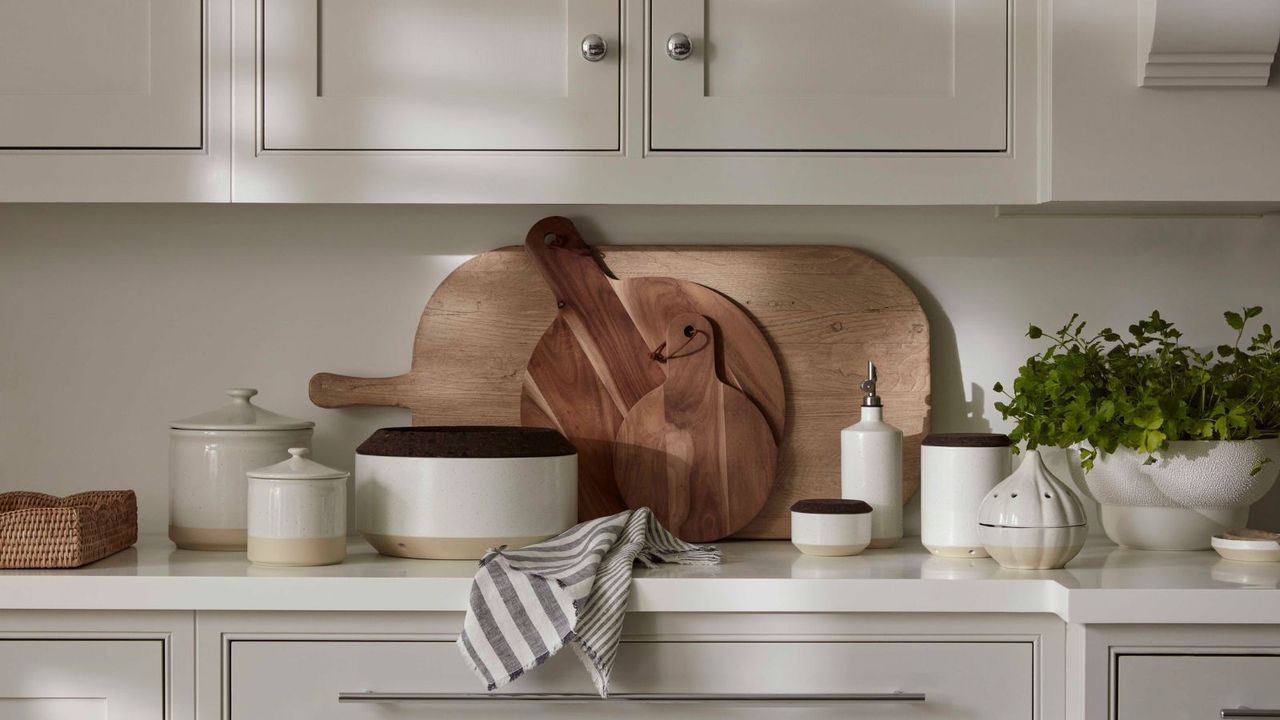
[231,640,1031,718]
[261,0,620,151]
[1117,654,1280,719]
[0,639,164,719]
[649,0,1008,152]
[0,0,202,148]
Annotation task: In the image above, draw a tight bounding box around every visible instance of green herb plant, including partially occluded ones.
[993,308,1280,473]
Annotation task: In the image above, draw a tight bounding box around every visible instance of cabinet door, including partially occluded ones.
[650,0,1008,151]
[0,640,164,719]
[1117,654,1280,719]
[261,0,620,151]
[0,0,202,148]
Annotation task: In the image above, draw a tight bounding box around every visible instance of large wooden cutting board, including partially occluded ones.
[310,244,930,539]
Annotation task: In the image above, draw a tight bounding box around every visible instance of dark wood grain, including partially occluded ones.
[308,241,930,539]
[613,314,778,542]
[519,217,786,522]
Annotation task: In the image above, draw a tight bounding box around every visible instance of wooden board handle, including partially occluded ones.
[309,372,415,409]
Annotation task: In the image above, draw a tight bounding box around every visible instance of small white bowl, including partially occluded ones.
[1211,535,1280,563]
[791,499,873,557]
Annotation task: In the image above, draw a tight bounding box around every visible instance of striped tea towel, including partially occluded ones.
[457,507,720,696]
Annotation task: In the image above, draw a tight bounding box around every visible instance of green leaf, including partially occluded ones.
[993,382,1004,394]
[1218,344,1235,358]
[1246,306,1263,319]
[1028,325,1043,340]
[1225,311,1245,330]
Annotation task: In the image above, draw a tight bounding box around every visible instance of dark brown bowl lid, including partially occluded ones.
[922,433,1012,448]
[356,426,577,459]
[790,498,873,515]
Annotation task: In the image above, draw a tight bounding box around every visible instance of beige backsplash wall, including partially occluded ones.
[2,203,1279,536]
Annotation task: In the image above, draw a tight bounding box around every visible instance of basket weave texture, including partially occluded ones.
[0,491,137,568]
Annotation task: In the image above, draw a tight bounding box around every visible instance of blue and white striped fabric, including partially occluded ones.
[457,507,720,696]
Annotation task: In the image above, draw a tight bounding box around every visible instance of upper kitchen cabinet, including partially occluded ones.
[234,0,1043,203]
[1049,1,1280,202]
[0,0,230,201]
[649,0,1008,152]
[259,0,620,151]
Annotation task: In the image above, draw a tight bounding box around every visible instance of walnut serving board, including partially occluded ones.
[311,244,930,539]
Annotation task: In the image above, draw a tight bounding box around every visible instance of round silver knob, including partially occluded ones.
[666,32,693,61]
[581,34,607,62]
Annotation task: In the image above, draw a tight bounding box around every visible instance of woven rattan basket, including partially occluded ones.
[0,490,137,568]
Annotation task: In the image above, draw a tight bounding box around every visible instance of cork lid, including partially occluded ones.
[922,433,1012,448]
[790,498,873,515]
[356,426,577,459]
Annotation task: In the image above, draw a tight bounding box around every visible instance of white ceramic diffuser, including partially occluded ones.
[978,449,1088,570]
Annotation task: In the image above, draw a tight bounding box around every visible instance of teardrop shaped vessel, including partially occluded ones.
[978,449,1088,569]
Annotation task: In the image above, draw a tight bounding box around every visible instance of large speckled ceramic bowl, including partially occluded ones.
[1069,439,1280,550]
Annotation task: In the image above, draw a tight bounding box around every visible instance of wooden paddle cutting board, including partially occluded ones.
[310,240,930,539]
[520,217,785,521]
[614,313,778,542]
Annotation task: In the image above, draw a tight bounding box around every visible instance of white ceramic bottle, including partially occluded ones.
[841,362,903,549]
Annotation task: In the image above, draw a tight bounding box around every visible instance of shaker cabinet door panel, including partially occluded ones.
[0,640,165,719]
[1117,655,1280,719]
[0,0,202,148]
[649,0,1008,151]
[261,0,620,151]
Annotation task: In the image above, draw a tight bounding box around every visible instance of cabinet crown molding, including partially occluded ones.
[1138,0,1280,87]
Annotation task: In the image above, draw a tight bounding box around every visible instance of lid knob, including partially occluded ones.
[227,388,259,403]
[288,447,309,459]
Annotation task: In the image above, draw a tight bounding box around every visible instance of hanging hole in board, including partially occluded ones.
[543,233,559,246]
[684,325,696,338]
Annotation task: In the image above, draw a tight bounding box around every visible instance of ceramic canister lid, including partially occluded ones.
[790,498,873,514]
[922,433,1012,448]
[248,448,348,481]
[356,426,576,458]
[171,388,315,431]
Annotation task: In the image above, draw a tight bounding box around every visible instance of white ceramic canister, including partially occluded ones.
[247,448,347,567]
[790,499,873,556]
[921,433,1013,558]
[355,427,577,560]
[169,388,313,551]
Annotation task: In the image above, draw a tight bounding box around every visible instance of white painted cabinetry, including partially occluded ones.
[260,0,620,151]
[1117,655,1280,719]
[649,0,1009,152]
[0,0,229,201]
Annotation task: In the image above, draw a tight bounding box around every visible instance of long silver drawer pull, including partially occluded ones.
[339,692,926,704]
[1222,709,1280,719]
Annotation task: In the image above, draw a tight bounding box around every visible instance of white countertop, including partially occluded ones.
[2,535,1278,624]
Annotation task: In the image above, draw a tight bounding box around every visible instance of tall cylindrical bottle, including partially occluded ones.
[841,362,903,549]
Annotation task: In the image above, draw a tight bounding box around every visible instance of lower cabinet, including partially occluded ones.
[206,612,1059,720]
[231,639,1031,719]
[1117,655,1280,719]
[0,611,194,720]
[0,640,163,720]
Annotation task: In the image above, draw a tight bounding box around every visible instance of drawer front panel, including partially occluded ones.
[0,639,164,719]
[231,640,1032,719]
[1117,654,1280,719]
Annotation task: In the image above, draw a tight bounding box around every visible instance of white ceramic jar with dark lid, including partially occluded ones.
[355,426,577,560]
[169,388,313,551]
[921,433,1012,558]
[247,448,347,567]
[790,498,874,556]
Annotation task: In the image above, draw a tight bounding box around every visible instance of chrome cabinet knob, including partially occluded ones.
[581,34,607,62]
[666,32,693,61]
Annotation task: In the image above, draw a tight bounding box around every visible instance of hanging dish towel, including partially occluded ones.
[457,507,720,696]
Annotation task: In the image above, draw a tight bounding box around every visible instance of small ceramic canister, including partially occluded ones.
[170,389,314,551]
[921,433,1012,558]
[978,449,1088,570]
[790,499,873,556]
[247,448,347,567]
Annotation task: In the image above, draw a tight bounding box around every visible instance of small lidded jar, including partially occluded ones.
[246,448,347,567]
[790,498,874,557]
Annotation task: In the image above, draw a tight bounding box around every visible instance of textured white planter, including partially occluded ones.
[1070,439,1280,551]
